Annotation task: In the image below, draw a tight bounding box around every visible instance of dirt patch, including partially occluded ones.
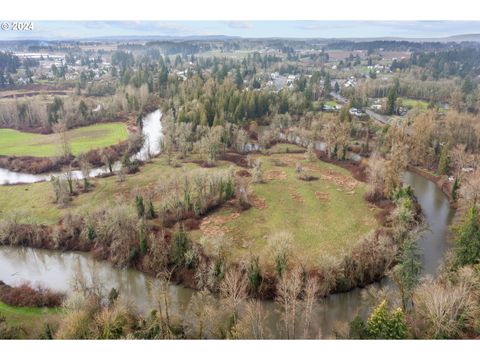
[199,212,240,237]
[304,164,359,192]
[264,170,287,181]
[270,159,288,167]
[249,194,267,209]
[374,201,395,226]
[316,151,368,182]
[289,186,304,203]
[236,169,251,177]
[315,191,330,202]
[219,152,249,167]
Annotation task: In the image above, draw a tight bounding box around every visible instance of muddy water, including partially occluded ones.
[0,110,163,185]
[0,170,454,338]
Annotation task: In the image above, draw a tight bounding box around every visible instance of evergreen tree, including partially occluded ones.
[393,239,423,310]
[366,300,408,339]
[386,78,400,115]
[453,205,480,267]
[323,72,332,94]
[135,195,145,218]
[437,143,450,175]
[139,221,148,255]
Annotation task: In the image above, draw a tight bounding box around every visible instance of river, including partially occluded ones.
[0,169,455,338]
[0,110,163,186]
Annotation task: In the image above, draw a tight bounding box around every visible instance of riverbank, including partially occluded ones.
[406,165,456,205]
[0,149,407,301]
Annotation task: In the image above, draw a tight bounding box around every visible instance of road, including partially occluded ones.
[329,91,348,103]
[365,109,392,125]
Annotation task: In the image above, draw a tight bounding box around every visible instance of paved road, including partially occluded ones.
[365,109,392,125]
[329,91,348,103]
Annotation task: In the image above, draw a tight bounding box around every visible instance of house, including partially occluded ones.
[349,107,364,117]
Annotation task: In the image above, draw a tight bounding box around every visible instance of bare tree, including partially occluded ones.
[460,170,480,207]
[276,266,303,339]
[220,267,248,326]
[251,158,263,184]
[53,123,71,161]
[231,300,270,339]
[79,154,91,192]
[302,275,319,339]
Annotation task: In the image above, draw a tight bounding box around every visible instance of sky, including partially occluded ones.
[2,21,480,40]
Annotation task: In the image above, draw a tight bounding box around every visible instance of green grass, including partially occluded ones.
[0,157,201,224]
[0,301,62,338]
[0,122,128,157]
[192,152,378,269]
[269,143,305,154]
[324,100,338,107]
[401,98,429,111]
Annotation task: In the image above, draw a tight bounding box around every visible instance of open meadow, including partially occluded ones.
[0,122,128,157]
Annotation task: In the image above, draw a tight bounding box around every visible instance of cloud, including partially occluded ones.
[224,21,253,29]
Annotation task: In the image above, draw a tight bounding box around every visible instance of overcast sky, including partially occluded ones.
[2,21,480,40]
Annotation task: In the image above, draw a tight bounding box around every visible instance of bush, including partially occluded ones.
[135,195,145,218]
[412,268,480,339]
[0,281,65,308]
[366,300,408,339]
[169,229,190,267]
[139,222,148,255]
[0,315,23,339]
[452,206,480,268]
[348,316,369,339]
[247,256,261,294]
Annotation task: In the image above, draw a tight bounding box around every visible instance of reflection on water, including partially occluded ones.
[403,171,455,275]
[0,171,454,337]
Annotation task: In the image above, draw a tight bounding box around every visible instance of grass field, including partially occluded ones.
[0,157,199,224]
[401,98,429,111]
[192,151,378,268]
[0,122,128,157]
[324,100,338,107]
[0,301,62,338]
[0,148,379,268]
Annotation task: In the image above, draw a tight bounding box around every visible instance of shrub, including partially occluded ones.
[169,229,190,267]
[184,248,198,269]
[452,206,480,268]
[251,159,263,184]
[139,222,148,255]
[304,143,316,162]
[0,315,23,339]
[348,316,369,339]
[247,256,261,294]
[412,268,480,339]
[267,231,294,277]
[366,300,408,339]
[0,281,65,308]
[135,195,145,218]
[146,199,156,219]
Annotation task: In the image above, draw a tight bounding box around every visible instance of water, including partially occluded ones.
[0,170,455,337]
[0,110,163,186]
